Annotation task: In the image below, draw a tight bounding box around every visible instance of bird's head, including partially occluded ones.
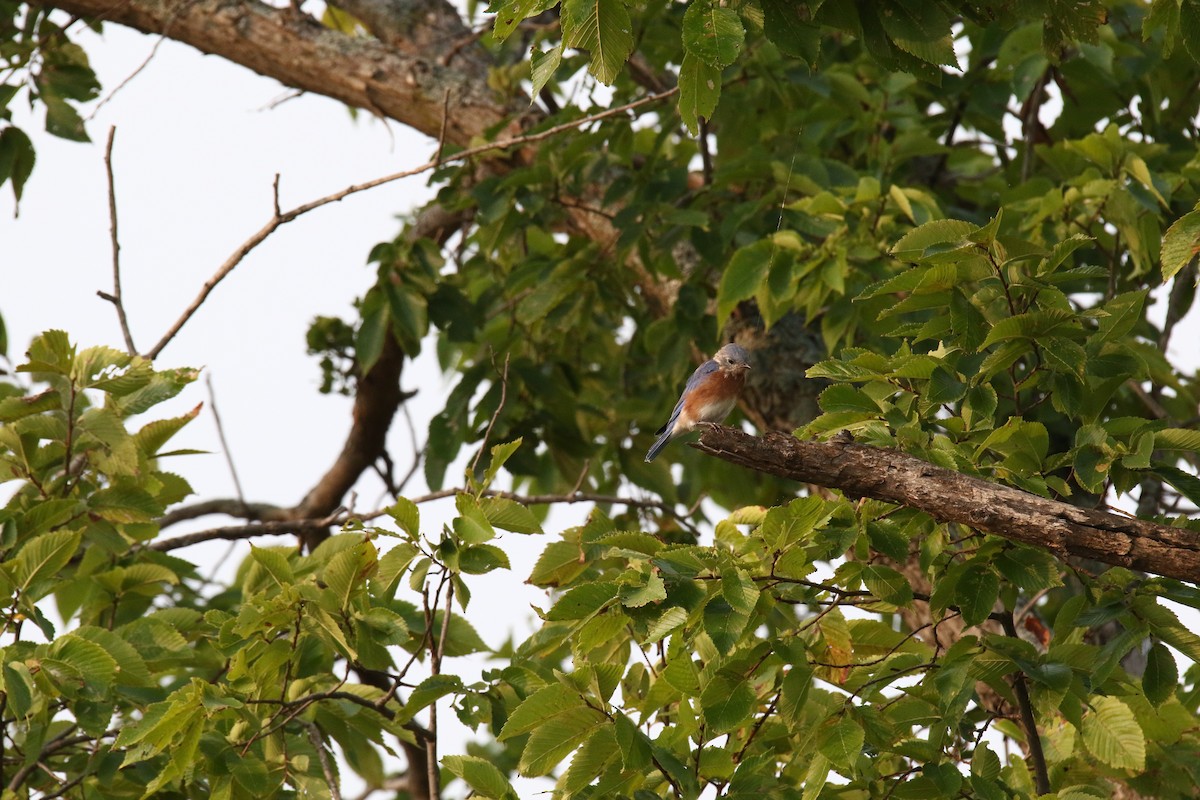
[714,343,752,373]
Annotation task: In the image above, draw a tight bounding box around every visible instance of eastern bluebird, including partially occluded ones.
[645,343,752,462]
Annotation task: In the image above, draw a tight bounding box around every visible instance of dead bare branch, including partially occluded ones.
[144,88,676,360]
[98,126,137,355]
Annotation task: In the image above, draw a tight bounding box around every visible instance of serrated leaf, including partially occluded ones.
[1153,428,1200,452]
[0,389,60,423]
[1080,696,1145,771]
[1162,211,1200,281]
[954,564,998,626]
[443,755,519,800]
[760,0,820,63]
[0,126,36,206]
[980,309,1076,349]
[546,581,619,621]
[14,528,80,594]
[619,572,666,607]
[499,683,584,739]
[387,497,420,537]
[322,540,376,611]
[891,219,975,259]
[460,543,511,574]
[682,1,744,68]
[700,677,755,734]
[481,496,542,533]
[518,706,607,775]
[528,539,586,587]
[646,606,688,642]
[1142,641,1178,706]
[250,545,295,588]
[399,674,463,722]
[862,564,913,606]
[481,438,522,490]
[134,403,202,457]
[678,53,722,135]
[561,0,634,85]
[491,0,560,42]
[819,716,864,772]
[531,42,564,97]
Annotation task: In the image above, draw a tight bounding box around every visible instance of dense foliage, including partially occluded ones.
[5,0,1200,798]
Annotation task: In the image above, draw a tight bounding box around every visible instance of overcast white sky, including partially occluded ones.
[1,23,560,797]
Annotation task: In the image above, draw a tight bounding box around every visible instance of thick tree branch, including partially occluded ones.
[34,0,522,147]
[694,427,1200,584]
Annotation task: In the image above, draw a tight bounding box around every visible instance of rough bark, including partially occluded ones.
[37,0,525,146]
[694,426,1200,584]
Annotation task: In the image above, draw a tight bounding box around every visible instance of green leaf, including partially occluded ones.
[1142,641,1178,706]
[1153,463,1200,509]
[818,716,864,772]
[322,540,376,611]
[862,564,913,606]
[88,486,163,523]
[1095,290,1146,343]
[531,42,564,97]
[546,581,618,621]
[890,219,975,260]
[645,606,688,642]
[491,0,560,42]
[1153,428,1200,452]
[500,683,583,739]
[14,529,80,595]
[979,308,1076,348]
[460,543,511,574]
[480,496,542,534]
[954,564,998,627]
[682,1,744,68]
[518,705,608,776]
[134,404,202,457]
[0,389,59,422]
[561,0,634,85]
[619,571,666,607]
[250,545,295,588]
[759,0,820,63]
[879,0,956,67]
[399,674,464,722]
[481,438,522,489]
[1080,696,1145,771]
[356,289,389,372]
[43,95,89,141]
[387,497,420,537]
[0,126,36,205]
[678,53,722,135]
[443,755,520,800]
[700,676,756,734]
[703,596,748,654]
[528,539,587,587]
[1161,210,1200,281]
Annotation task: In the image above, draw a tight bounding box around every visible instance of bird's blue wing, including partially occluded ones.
[654,360,717,436]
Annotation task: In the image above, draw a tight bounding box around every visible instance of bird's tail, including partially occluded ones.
[645,429,674,462]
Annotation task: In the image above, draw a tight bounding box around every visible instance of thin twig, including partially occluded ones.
[203,372,248,581]
[88,38,164,120]
[306,723,343,800]
[101,127,137,355]
[145,89,678,360]
[435,89,452,165]
[1000,611,1051,794]
[469,353,510,479]
[151,487,685,551]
